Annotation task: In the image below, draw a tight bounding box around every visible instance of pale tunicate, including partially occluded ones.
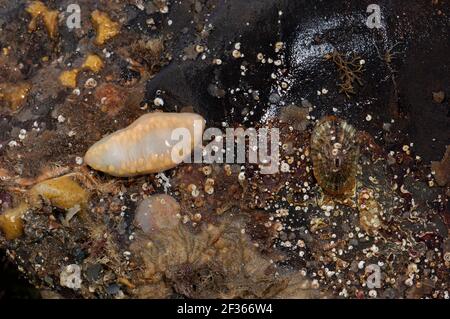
[134,194,180,234]
[84,112,205,177]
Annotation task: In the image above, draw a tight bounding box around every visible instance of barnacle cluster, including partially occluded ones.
[0,202,29,240]
[59,54,104,88]
[310,116,359,196]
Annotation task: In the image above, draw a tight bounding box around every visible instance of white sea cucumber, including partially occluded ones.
[84,112,205,177]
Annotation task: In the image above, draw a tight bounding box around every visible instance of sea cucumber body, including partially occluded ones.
[84,112,205,177]
[310,115,359,196]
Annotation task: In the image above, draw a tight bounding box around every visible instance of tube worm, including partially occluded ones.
[84,112,205,177]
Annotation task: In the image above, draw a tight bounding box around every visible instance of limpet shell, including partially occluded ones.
[310,115,359,196]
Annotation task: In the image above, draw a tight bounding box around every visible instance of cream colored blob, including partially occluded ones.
[84,112,205,177]
[134,194,181,234]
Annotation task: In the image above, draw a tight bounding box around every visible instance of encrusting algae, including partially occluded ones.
[0,202,29,240]
[59,69,80,89]
[310,115,359,196]
[28,175,89,210]
[59,54,104,88]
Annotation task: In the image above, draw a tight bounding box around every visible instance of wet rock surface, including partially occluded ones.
[0,0,449,298]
